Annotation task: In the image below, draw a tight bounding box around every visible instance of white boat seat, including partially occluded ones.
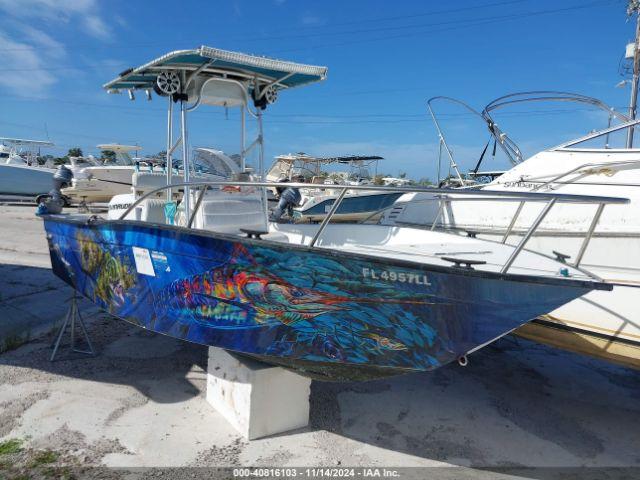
[133,172,173,197]
[139,199,167,223]
[192,188,268,234]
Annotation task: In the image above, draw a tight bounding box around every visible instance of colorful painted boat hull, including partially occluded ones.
[43,217,596,379]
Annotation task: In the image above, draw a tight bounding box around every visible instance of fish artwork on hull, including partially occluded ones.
[44,222,462,376]
[44,219,580,380]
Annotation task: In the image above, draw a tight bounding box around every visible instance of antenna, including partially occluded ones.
[626,0,640,147]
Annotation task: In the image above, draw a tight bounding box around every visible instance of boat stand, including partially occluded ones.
[206,347,310,440]
[50,294,95,361]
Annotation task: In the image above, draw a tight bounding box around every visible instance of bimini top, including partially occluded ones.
[97,144,141,152]
[275,153,383,165]
[103,45,328,93]
[0,137,54,147]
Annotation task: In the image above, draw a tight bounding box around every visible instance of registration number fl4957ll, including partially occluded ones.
[362,267,431,286]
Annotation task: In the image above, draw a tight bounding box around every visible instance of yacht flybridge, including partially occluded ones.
[39,47,624,380]
[386,91,640,369]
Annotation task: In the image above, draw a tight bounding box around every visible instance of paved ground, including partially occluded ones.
[0,204,639,478]
[0,204,99,350]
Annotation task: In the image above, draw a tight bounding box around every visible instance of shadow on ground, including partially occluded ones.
[309,337,640,472]
[0,263,208,405]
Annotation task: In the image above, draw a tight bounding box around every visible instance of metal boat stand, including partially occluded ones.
[50,293,95,361]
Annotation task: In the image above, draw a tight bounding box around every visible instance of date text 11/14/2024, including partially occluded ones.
[233,467,401,477]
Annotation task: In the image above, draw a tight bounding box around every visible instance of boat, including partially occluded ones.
[63,144,239,207]
[105,147,242,220]
[384,91,640,369]
[39,46,622,381]
[0,137,56,197]
[62,144,146,204]
[266,153,403,222]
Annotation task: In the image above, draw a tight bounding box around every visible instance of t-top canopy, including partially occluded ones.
[275,153,383,164]
[0,137,54,147]
[97,144,141,152]
[103,45,328,94]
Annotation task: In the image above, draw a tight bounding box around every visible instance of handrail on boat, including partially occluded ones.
[512,159,640,193]
[553,118,640,150]
[427,92,639,184]
[117,180,628,279]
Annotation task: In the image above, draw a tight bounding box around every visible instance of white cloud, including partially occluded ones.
[18,25,66,59]
[0,0,112,95]
[83,14,111,40]
[300,12,324,26]
[0,0,111,39]
[0,32,56,96]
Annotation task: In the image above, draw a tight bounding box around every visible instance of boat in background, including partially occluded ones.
[62,144,147,204]
[60,142,241,208]
[266,153,403,222]
[40,45,623,381]
[384,91,640,369]
[0,137,56,197]
[106,147,241,220]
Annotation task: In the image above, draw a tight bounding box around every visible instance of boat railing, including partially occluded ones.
[428,92,637,186]
[118,180,628,278]
[512,159,640,192]
[553,118,640,149]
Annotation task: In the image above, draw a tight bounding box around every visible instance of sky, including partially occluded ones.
[0,0,637,180]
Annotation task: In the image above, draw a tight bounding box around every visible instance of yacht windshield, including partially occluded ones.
[172,148,240,177]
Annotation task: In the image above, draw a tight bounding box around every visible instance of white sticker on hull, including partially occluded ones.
[132,246,155,277]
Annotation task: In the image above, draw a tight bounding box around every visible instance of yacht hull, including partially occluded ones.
[43,216,596,379]
[0,164,55,196]
[63,166,135,203]
[295,191,403,222]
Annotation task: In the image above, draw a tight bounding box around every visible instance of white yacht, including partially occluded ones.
[384,92,640,368]
[62,144,147,203]
[64,144,240,206]
[0,138,56,197]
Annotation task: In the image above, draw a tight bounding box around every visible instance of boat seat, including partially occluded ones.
[192,188,268,234]
[140,199,168,223]
[133,172,174,197]
[123,198,167,223]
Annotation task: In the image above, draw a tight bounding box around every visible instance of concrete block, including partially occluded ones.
[206,347,311,440]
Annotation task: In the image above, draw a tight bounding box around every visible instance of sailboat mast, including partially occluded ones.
[626,1,640,148]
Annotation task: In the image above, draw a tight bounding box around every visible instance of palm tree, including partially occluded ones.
[68,147,83,158]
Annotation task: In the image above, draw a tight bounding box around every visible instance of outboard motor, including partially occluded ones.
[270,175,304,222]
[35,165,74,215]
[53,164,74,189]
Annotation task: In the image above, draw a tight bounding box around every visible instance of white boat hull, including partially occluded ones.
[63,166,136,203]
[0,163,55,196]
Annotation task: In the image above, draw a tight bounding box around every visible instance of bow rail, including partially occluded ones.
[117,180,628,278]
